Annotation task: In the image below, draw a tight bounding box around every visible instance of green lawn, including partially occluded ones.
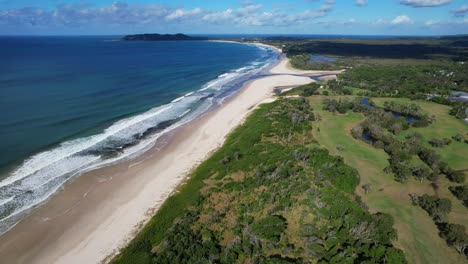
[308,95,467,264]
[372,97,468,170]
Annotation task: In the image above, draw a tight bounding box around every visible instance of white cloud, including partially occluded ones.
[202,2,332,27]
[372,18,388,25]
[399,0,452,7]
[165,8,202,21]
[423,19,468,27]
[0,2,335,28]
[450,5,468,17]
[424,20,438,25]
[391,15,413,24]
[355,0,368,6]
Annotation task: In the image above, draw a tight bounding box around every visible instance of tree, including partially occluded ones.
[438,223,468,255]
[429,138,451,148]
[351,124,364,139]
[452,133,464,142]
[251,215,287,242]
[449,185,468,208]
[449,102,468,119]
[416,195,452,223]
[412,166,430,182]
[373,140,385,149]
[447,171,466,184]
[362,183,372,194]
[389,122,403,135]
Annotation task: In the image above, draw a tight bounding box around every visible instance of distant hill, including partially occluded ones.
[121,33,208,41]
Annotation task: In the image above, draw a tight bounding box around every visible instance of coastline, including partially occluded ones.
[0,49,339,264]
[208,39,283,53]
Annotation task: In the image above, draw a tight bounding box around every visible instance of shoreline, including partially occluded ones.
[0,40,278,236]
[0,47,342,263]
[208,39,283,53]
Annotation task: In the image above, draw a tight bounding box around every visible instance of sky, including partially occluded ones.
[0,0,467,35]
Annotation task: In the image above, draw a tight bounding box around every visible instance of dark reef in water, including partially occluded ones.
[122,33,209,41]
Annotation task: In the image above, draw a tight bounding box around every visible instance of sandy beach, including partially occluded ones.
[0,51,339,264]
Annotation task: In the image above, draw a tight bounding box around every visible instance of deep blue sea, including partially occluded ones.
[0,36,278,233]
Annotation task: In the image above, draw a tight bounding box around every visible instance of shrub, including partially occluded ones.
[452,133,464,142]
[251,215,287,242]
[449,185,468,208]
[447,171,466,184]
[416,194,452,223]
[438,223,468,255]
[429,138,452,148]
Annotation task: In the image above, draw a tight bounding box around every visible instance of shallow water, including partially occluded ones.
[360,98,420,123]
[0,36,278,234]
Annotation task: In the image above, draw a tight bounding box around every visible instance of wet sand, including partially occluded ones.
[0,54,339,264]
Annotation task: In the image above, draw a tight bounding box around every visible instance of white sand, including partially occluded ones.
[5,55,315,264]
[208,40,283,53]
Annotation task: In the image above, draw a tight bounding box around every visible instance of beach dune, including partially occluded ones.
[0,54,336,264]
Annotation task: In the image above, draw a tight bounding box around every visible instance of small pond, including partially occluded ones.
[449,90,468,102]
[360,98,420,123]
[360,98,420,143]
[362,131,374,143]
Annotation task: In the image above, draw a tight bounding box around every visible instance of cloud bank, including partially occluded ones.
[391,15,413,24]
[0,1,335,28]
[450,5,468,17]
[0,0,466,35]
[355,0,368,6]
[399,0,452,7]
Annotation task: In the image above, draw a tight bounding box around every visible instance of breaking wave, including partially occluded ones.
[0,43,279,235]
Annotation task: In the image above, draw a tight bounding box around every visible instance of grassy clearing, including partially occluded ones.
[308,95,467,264]
[372,97,468,170]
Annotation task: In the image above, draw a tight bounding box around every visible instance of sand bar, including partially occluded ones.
[0,55,318,264]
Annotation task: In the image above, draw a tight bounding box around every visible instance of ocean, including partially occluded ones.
[0,36,279,234]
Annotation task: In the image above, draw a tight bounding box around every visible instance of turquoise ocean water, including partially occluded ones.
[0,36,278,234]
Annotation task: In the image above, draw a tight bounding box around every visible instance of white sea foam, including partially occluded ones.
[0,105,174,189]
[0,197,13,207]
[171,96,185,103]
[178,109,191,118]
[0,43,279,235]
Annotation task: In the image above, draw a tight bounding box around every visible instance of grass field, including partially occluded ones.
[308,95,467,264]
[372,97,468,170]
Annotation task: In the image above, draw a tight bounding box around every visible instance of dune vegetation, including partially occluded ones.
[114,37,467,263]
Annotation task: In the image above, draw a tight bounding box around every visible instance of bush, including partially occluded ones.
[251,215,287,242]
[429,138,452,148]
[416,194,452,223]
[447,171,466,183]
[438,223,468,256]
[449,185,468,208]
[452,133,464,142]
[449,102,468,119]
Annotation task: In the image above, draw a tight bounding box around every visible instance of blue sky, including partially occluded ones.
[0,0,467,35]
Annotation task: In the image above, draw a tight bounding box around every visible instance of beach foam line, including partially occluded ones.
[0,197,13,207]
[0,42,280,236]
[178,109,191,118]
[0,105,174,189]
[171,96,185,103]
